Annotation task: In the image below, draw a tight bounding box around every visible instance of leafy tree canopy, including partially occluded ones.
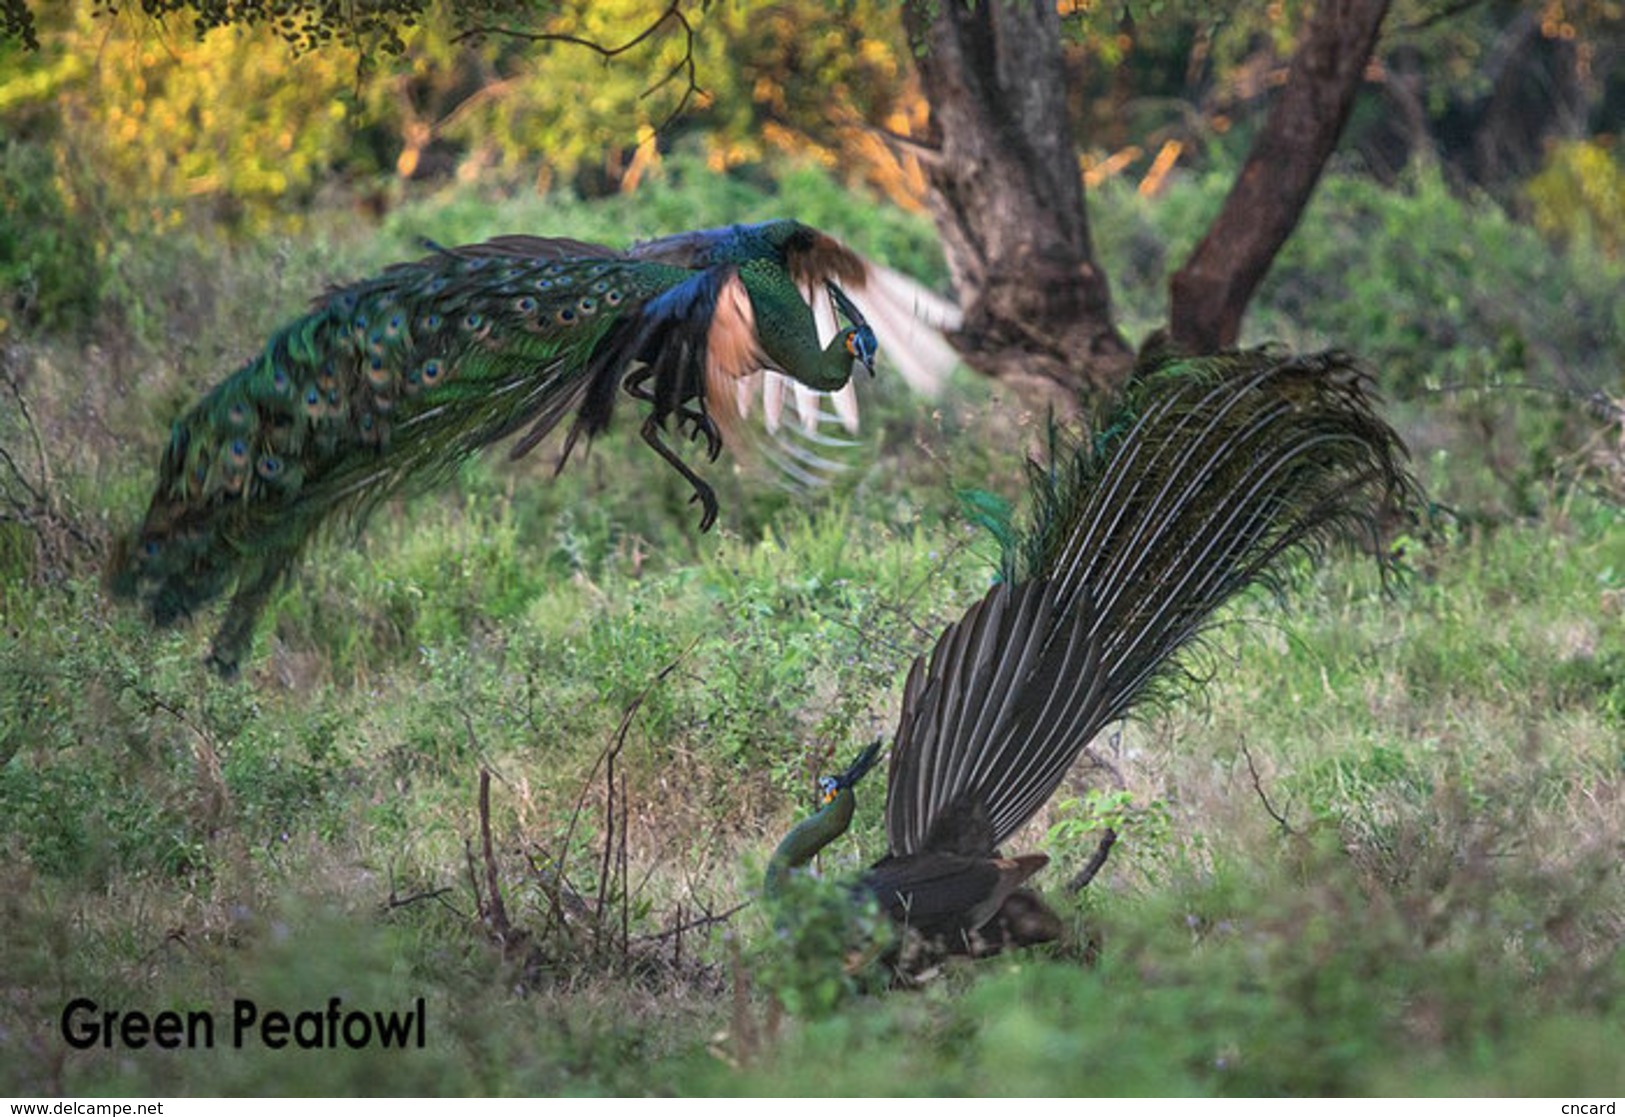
[3,0,533,54]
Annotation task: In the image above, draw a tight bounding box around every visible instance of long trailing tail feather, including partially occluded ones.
[886,347,1419,857]
[108,267,617,671]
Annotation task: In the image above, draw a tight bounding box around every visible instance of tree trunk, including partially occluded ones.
[902,0,1133,407]
[1469,12,1585,186]
[1168,0,1390,352]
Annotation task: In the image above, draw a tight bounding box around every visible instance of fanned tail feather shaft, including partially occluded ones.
[879,347,1418,908]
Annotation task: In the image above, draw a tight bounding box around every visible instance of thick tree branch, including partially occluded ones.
[1169,0,1391,352]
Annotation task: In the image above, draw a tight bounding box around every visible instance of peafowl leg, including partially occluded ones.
[621,365,722,519]
[639,413,719,532]
[679,405,723,461]
[684,402,722,459]
[622,365,723,461]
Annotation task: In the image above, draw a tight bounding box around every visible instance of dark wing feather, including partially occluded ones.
[510,263,736,461]
[861,849,1048,938]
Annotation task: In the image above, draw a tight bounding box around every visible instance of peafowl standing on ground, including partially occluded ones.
[109,220,959,677]
[768,348,1419,955]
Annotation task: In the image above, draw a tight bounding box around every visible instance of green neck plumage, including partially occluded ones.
[764,786,857,898]
[739,264,876,391]
[814,331,872,390]
[763,740,882,897]
[762,315,871,391]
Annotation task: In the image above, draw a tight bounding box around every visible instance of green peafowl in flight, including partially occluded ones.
[768,348,1419,956]
[109,220,960,677]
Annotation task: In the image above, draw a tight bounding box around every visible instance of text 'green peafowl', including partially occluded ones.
[109,220,960,676]
[769,348,1420,958]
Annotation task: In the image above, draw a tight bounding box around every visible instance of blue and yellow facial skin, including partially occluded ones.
[845,326,878,376]
[819,775,842,805]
